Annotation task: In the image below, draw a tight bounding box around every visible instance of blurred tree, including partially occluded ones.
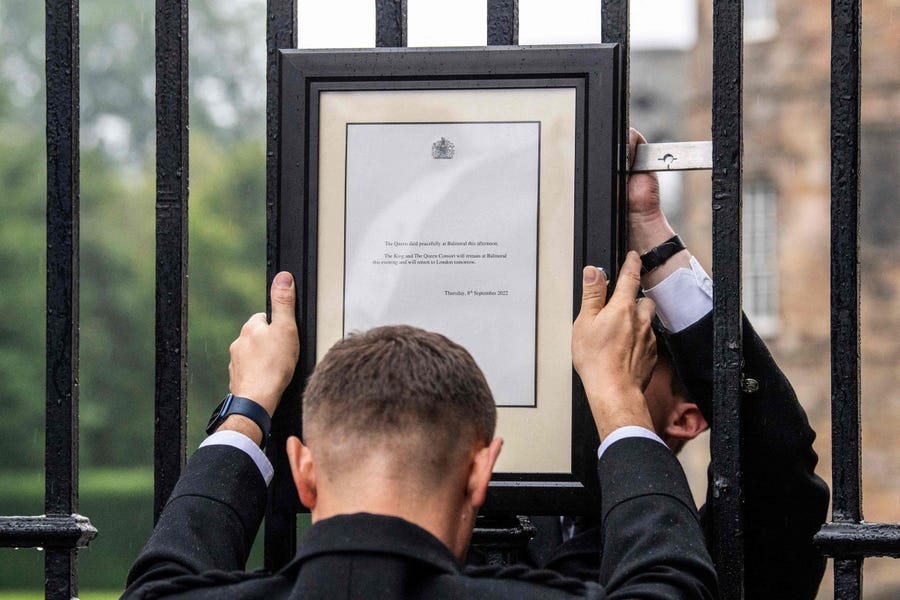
[0,133,47,468]
[185,135,267,449]
[0,0,267,468]
[0,130,158,467]
[0,129,157,468]
[0,131,265,467]
[0,0,265,165]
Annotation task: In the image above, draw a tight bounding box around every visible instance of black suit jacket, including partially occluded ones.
[124,437,717,599]
[532,314,830,599]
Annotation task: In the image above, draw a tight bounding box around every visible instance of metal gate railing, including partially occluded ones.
[1,1,898,598]
[0,2,97,599]
[810,1,900,596]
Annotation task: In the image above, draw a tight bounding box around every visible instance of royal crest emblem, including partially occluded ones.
[431,137,455,159]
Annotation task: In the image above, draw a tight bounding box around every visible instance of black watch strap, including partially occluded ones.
[639,235,686,275]
[206,393,272,448]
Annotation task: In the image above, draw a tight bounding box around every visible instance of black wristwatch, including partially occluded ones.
[639,234,687,275]
[206,394,272,448]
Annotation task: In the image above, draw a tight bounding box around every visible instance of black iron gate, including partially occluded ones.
[0,1,897,598]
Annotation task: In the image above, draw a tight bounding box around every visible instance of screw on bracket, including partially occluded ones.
[658,153,678,169]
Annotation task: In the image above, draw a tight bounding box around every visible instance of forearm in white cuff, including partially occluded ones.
[643,256,713,332]
[200,430,274,485]
[597,425,668,460]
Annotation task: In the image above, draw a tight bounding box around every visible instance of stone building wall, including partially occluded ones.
[669,1,897,596]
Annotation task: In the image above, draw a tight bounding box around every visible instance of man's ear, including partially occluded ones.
[467,437,503,510]
[286,436,317,510]
[664,402,708,442]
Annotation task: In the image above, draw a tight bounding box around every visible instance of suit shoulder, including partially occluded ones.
[460,563,599,598]
[123,568,290,600]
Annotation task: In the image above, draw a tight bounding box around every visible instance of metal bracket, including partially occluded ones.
[630,141,713,172]
[470,515,536,565]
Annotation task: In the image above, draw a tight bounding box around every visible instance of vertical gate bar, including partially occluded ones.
[154,0,189,523]
[266,0,298,309]
[376,0,407,47]
[601,0,629,128]
[834,559,863,600]
[601,0,630,263]
[45,0,80,596]
[265,0,298,571]
[487,0,518,45]
[830,0,863,596]
[711,0,745,597]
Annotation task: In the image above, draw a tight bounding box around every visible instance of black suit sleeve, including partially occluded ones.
[665,313,830,600]
[499,437,717,597]
[594,437,718,599]
[123,444,268,597]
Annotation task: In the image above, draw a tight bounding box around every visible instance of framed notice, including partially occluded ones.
[277,45,624,515]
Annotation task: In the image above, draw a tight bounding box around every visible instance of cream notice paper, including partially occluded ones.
[343,122,540,407]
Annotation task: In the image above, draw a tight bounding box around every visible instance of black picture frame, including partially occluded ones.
[275,45,624,516]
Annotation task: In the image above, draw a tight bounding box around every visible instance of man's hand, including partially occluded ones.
[572,252,656,439]
[227,271,300,419]
[627,128,691,287]
[626,128,664,243]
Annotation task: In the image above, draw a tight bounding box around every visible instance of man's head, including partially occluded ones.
[286,325,503,559]
[643,338,708,454]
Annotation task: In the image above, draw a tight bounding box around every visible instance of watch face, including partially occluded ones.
[206,394,233,433]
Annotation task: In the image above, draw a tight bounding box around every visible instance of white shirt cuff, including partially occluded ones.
[597,425,668,460]
[643,256,713,332]
[200,430,274,485]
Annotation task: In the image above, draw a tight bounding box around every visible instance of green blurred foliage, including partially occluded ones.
[0,128,266,588]
[0,0,265,163]
[0,133,48,468]
[185,136,267,449]
[0,130,265,469]
[0,0,267,468]
[0,469,153,589]
[0,0,268,590]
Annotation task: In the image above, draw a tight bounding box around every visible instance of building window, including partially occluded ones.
[745,0,778,42]
[743,181,779,337]
[861,126,900,255]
